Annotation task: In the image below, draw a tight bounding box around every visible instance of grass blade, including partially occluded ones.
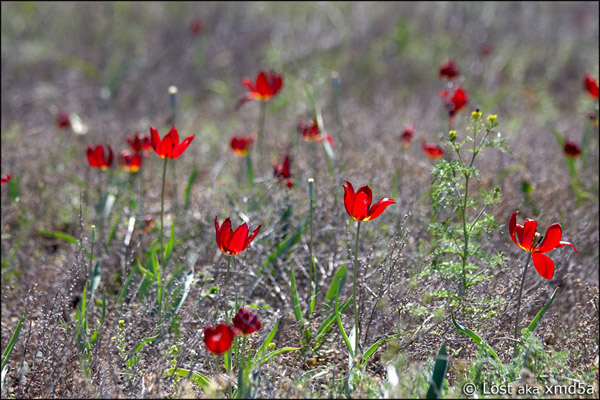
[451,310,500,362]
[254,347,301,367]
[164,368,211,392]
[184,165,198,211]
[335,287,354,358]
[426,343,449,399]
[1,310,26,372]
[262,217,307,272]
[527,287,559,333]
[290,265,304,324]
[254,318,279,362]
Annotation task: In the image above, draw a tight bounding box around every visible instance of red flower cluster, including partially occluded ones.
[509,211,577,280]
[297,118,334,145]
[118,150,142,173]
[86,144,113,170]
[422,140,444,160]
[150,126,194,159]
[399,125,414,148]
[273,154,293,188]
[563,140,582,158]
[237,70,283,108]
[342,181,395,222]
[439,87,469,117]
[56,110,71,130]
[584,74,599,98]
[1,174,12,186]
[233,308,262,335]
[230,133,256,157]
[189,18,203,36]
[203,309,262,354]
[215,216,261,256]
[127,132,152,157]
[439,60,459,80]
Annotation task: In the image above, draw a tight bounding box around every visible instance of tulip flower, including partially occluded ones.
[189,18,203,36]
[56,110,71,130]
[422,140,444,160]
[439,86,469,118]
[584,74,599,98]
[238,70,283,105]
[273,154,293,188]
[127,132,152,156]
[86,144,113,170]
[1,174,12,186]
[297,118,334,145]
[230,133,256,157]
[203,323,236,354]
[439,60,459,80]
[399,125,414,148]
[215,216,261,257]
[233,308,262,335]
[150,126,194,159]
[118,150,142,173]
[563,140,582,158]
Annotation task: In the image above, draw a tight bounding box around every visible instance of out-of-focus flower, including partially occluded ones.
[399,125,414,148]
[215,216,261,256]
[563,140,582,158]
[588,112,598,127]
[233,308,262,335]
[439,87,469,117]
[118,150,142,173]
[422,140,444,160]
[479,42,493,57]
[509,211,577,280]
[190,18,203,36]
[439,60,459,80]
[230,133,256,157]
[143,213,155,234]
[297,118,334,145]
[273,154,293,188]
[127,132,152,156]
[57,110,71,130]
[237,70,283,108]
[203,323,236,354]
[150,126,194,159]
[1,174,12,186]
[342,181,395,222]
[86,144,113,170]
[584,74,599,98]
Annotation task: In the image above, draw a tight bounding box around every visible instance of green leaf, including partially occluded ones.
[164,368,211,392]
[1,310,26,372]
[290,265,304,324]
[102,193,116,221]
[254,347,301,367]
[136,258,154,280]
[359,335,399,370]
[135,335,159,353]
[254,318,279,363]
[426,343,449,399]
[335,287,354,358]
[324,264,347,311]
[166,266,194,321]
[451,310,500,362]
[552,129,565,147]
[313,296,353,350]
[262,217,308,272]
[184,165,198,211]
[527,287,559,334]
[116,266,138,306]
[89,260,101,301]
[163,222,176,265]
[36,228,79,246]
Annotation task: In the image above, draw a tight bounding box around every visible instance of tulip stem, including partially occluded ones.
[353,221,362,356]
[513,253,532,358]
[225,255,233,321]
[160,157,168,260]
[257,101,267,173]
[461,173,470,296]
[307,178,316,318]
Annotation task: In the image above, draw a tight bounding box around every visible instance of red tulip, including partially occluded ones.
[273,154,293,188]
[439,60,459,80]
[233,308,262,335]
[230,133,256,157]
[56,110,71,130]
[1,174,12,186]
[118,150,142,173]
[86,144,113,170]
[297,118,334,145]
[563,140,582,158]
[203,323,236,354]
[189,18,203,36]
[422,140,444,160]
[150,126,194,159]
[237,70,283,108]
[439,87,469,117]
[143,213,155,234]
[584,74,599,98]
[215,216,261,256]
[342,181,395,222]
[127,132,152,156]
[399,125,414,148]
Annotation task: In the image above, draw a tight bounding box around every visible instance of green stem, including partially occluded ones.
[513,253,532,358]
[308,178,316,317]
[160,157,168,260]
[460,173,470,296]
[257,101,267,173]
[353,221,362,356]
[225,255,232,321]
[246,152,254,187]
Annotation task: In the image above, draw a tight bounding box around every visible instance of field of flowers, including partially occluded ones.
[1,2,598,398]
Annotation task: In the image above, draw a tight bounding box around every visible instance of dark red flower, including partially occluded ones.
[203,323,236,354]
[400,125,414,148]
[230,133,256,157]
[56,110,71,130]
[439,60,459,80]
[273,154,293,188]
[509,211,577,280]
[584,74,599,98]
[86,144,113,170]
[342,181,395,222]
[118,150,142,173]
[1,174,12,186]
[233,308,262,335]
[439,87,469,117]
[150,126,194,159]
[297,118,334,145]
[422,140,444,160]
[237,70,283,108]
[563,140,582,158]
[127,132,152,156]
[190,18,203,36]
[143,213,155,234]
[215,216,261,256]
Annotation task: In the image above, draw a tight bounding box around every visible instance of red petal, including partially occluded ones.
[166,126,180,145]
[536,223,562,253]
[367,198,395,221]
[172,135,194,158]
[242,77,255,92]
[532,253,555,280]
[219,218,233,254]
[244,225,261,251]
[555,241,578,253]
[256,71,271,97]
[105,146,113,167]
[229,223,249,255]
[352,188,372,221]
[161,134,176,158]
[509,211,520,248]
[215,216,221,249]
[343,181,355,218]
[521,218,537,251]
